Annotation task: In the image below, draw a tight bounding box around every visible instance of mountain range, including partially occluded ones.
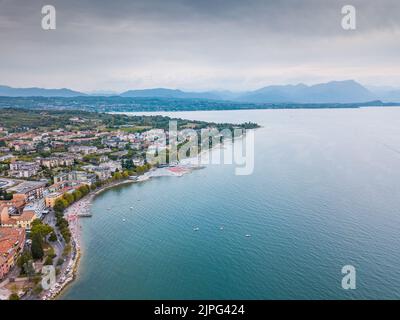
[0,85,85,98]
[1,80,399,103]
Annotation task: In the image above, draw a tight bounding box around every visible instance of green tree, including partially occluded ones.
[72,190,82,201]
[17,251,33,275]
[44,256,53,265]
[54,198,67,213]
[9,293,19,300]
[31,233,44,260]
[63,193,74,205]
[48,232,57,242]
[113,172,123,180]
[31,220,53,240]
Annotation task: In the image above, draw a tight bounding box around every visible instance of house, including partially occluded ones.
[1,204,37,230]
[0,227,26,280]
[110,150,128,158]
[22,199,46,220]
[7,181,46,202]
[37,156,74,169]
[9,161,40,178]
[0,154,15,162]
[53,171,97,186]
[0,196,26,216]
[91,167,112,181]
[132,157,145,167]
[10,141,36,152]
[96,148,112,155]
[99,161,122,173]
[68,145,98,155]
[45,192,64,208]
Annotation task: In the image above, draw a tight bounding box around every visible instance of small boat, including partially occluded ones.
[130,207,134,210]
[245,234,251,237]
[123,218,126,222]
[193,227,199,231]
[220,226,224,230]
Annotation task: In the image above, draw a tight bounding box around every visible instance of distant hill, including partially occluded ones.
[0,85,86,97]
[120,81,378,103]
[120,88,221,100]
[237,80,377,103]
[0,80,394,103]
[367,86,400,102]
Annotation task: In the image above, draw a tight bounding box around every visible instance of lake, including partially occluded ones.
[62,107,400,299]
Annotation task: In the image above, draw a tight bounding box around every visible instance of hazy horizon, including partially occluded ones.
[2,79,398,95]
[1,0,400,92]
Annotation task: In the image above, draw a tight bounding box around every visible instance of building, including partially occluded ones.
[91,167,112,181]
[1,212,37,230]
[10,141,36,152]
[45,192,64,208]
[0,154,15,162]
[132,157,145,167]
[68,145,98,155]
[99,161,122,173]
[7,181,46,202]
[110,150,128,158]
[0,205,37,230]
[0,227,26,280]
[9,161,40,178]
[37,156,74,169]
[96,148,112,155]
[22,199,46,220]
[53,171,97,185]
[0,196,26,216]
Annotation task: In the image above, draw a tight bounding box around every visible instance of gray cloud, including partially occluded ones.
[0,0,400,91]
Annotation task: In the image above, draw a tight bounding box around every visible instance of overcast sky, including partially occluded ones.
[0,0,400,92]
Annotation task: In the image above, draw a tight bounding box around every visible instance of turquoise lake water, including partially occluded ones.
[63,108,400,299]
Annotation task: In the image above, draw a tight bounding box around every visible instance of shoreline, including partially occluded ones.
[41,178,135,300]
[48,165,199,300]
[46,141,231,300]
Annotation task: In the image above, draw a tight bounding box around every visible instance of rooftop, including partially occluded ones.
[7,181,46,194]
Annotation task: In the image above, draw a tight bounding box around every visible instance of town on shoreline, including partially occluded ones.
[0,108,258,300]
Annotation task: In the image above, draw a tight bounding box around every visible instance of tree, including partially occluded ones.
[31,233,44,260]
[17,251,33,276]
[44,256,53,265]
[31,220,53,240]
[113,172,122,180]
[78,185,90,196]
[54,198,67,213]
[49,232,57,242]
[9,293,19,300]
[63,193,74,205]
[72,190,82,201]
[122,171,130,178]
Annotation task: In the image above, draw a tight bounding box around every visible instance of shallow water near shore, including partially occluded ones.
[62,107,400,299]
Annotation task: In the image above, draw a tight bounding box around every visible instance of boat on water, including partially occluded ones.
[130,207,134,209]
[78,213,92,218]
[193,227,200,231]
[245,234,251,237]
